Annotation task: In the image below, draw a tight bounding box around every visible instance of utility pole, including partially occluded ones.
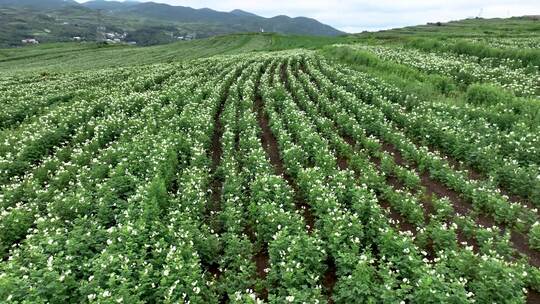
[477,8,483,18]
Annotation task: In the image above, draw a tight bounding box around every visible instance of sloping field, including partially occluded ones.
[0,33,347,75]
[0,34,273,74]
[1,46,539,303]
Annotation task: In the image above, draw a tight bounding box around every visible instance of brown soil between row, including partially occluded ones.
[297,63,540,302]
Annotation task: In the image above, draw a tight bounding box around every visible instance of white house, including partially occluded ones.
[21,39,39,44]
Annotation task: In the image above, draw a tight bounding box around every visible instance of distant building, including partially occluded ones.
[21,39,39,44]
[103,32,127,43]
[72,36,82,42]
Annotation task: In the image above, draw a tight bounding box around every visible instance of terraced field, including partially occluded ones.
[1,42,539,303]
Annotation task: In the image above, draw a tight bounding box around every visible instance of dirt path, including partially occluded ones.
[256,64,315,233]
[203,80,231,284]
[322,258,337,304]
[209,83,227,214]
[250,63,321,300]
[254,94,316,232]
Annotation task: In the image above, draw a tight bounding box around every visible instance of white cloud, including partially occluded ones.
[78,0,540,32]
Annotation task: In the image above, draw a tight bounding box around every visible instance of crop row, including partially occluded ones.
[1,51,539,303]
[341,44,539,97]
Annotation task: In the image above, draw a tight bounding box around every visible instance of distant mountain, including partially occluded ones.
[230,9,260,18]
[265,15,343,36]
[0,0,79,9]
[0,0,345,47]
[82,0,137,11]
[81,0,345,36]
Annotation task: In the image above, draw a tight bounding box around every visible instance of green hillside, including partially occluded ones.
[351,16,540,68]
[0,0,344,47]
[0,33,352,74]
[356,16,540,39]
[82,0,344,36]
[0,0,78,10]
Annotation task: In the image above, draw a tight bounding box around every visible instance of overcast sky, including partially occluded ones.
[80,0,540,33]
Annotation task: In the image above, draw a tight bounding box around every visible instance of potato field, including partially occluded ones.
[1,43,539,303]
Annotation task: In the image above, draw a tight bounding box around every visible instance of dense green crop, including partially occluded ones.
[0,32,539,303]
[465,84,511,106]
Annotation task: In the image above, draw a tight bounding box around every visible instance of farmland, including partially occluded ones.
[1,19,540,303]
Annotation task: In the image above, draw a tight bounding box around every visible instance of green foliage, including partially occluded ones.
[473,39,538,66]
[269,34,347,51]
[430,75,456,95]
[323,46,381,67]
[406,37,443,50]
[418,38,540,68]
[332,258,378,303]
[530,223,540,251]
[466,83,511,106]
